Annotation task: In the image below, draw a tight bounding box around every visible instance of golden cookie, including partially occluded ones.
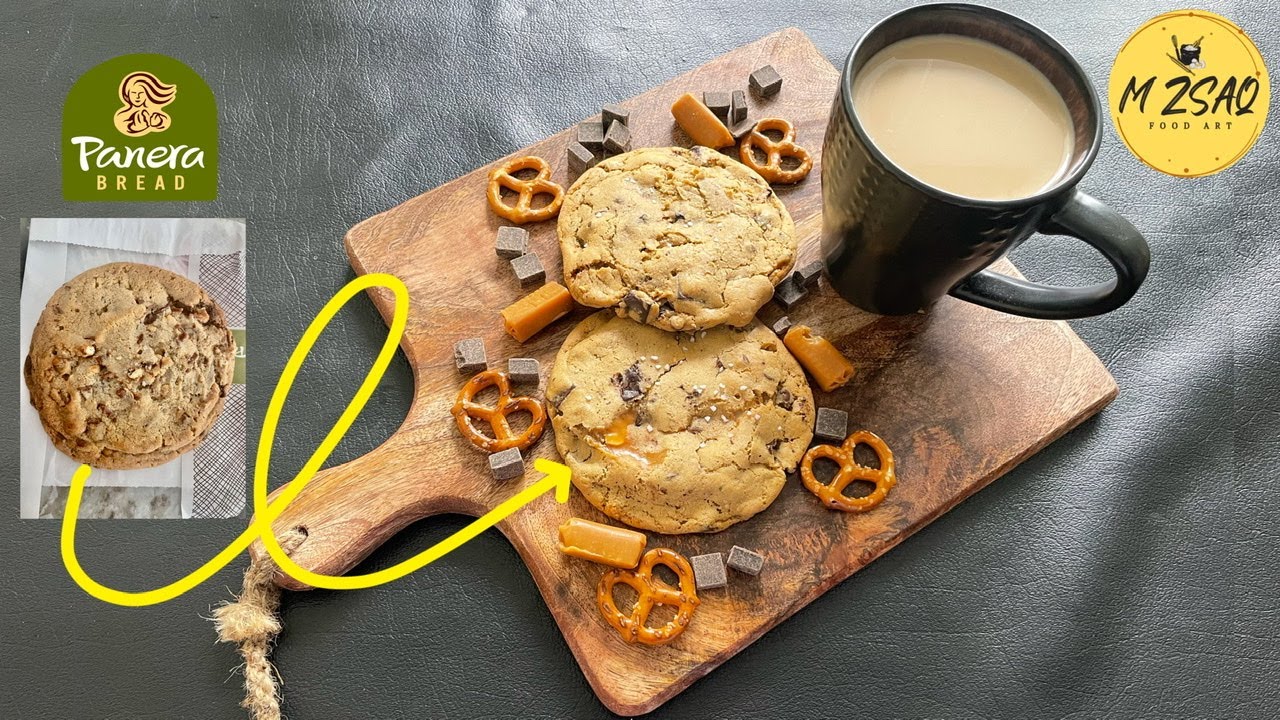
[547,311,815,533]
[558,146,796,332]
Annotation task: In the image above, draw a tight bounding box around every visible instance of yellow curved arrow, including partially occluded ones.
[60,273,570,606]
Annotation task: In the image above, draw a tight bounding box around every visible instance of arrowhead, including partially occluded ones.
[534,458,572,503]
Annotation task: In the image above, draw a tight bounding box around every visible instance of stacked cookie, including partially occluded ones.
[548,146,815,534]
[25,262,236,469]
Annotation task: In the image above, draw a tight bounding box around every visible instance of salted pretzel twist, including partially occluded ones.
[597,548,700,645]
[799,430,896,512]
[486,155,564,223]
[452,369,547,453]
[739,117,813,184]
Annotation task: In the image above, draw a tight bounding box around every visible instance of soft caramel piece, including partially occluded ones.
[783,325,855,392]
[501,282,575,342]
[559,518,648,569]
[670,92,734,148]
[603,410,636,447]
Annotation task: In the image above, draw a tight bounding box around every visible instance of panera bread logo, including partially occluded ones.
[63,54,217,200]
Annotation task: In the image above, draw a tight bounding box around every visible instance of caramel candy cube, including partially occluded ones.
[558,518,647,569]
[670,92,734,148]
[783,325,855,392]
[501,281,576,343]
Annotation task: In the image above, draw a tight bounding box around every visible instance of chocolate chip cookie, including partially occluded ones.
[25,262,236,469]
[558,146,796,332]
[547,311,814,534]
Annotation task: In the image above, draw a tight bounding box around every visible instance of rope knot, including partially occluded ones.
[212,528,306,720]
[213,601,282,644]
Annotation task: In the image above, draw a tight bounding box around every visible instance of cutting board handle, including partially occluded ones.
[247,434,490,591]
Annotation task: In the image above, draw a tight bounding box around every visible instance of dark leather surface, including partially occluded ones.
[2,1,1277,718]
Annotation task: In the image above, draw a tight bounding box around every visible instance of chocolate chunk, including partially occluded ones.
[691,552,727,590]
[772,275,807,309]
[453,338,487,374]
[510,252,546,286]
[727,545,764,576]
[702,91,731,120]
[508,357,540,386]
[771,315,794,337]
[488,447,525,481]
[729,117,755,141]
[495,226,530,259]
[815,407,849,443]
[775,388,794,410]
[603,120,632,155]
[623,291,653,322]
[577,120,605,151]
[796,260,824,288]
[749,65,783,97]
[612,362,644,402]
[550,383,576,408]
[602,103,629,127]
[567,141,599,176]
[730,89,748,123]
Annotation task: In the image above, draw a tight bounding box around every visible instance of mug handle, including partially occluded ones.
[949,189,1151,320]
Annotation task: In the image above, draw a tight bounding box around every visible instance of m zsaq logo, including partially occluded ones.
[1109,10,1269,178]
[63,54,217,200]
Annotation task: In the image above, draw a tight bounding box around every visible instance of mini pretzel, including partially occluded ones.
[597,548,700,645]
[739,117,813,184]
[486,155,564,224]
[799,430,896,512]
[452,369,546,453]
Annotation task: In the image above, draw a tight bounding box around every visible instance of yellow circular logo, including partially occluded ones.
[1109,9,1269,178]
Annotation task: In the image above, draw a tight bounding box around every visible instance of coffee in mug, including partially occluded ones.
[852,34,1074,201]
[821,4,1150,319]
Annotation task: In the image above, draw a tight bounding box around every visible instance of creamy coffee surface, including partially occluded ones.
[853,34,1074,201]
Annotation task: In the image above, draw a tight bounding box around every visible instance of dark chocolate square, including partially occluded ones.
[603,120,632,156]
[511,252,546,285]
[749,65,783,97]
[602,103,629,127]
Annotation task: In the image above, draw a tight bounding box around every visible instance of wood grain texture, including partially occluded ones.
[249,28,1117,715]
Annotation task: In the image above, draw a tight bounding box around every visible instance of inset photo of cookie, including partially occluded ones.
[18,218,247,520]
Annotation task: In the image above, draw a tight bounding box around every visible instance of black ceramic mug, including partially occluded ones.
[821,3,1150,319]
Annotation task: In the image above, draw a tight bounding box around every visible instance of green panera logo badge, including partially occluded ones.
[62,54,217,200]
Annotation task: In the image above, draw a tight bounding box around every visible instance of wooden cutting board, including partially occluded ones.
[252,28,1117,715]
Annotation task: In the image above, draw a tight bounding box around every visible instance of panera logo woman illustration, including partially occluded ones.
[113,71,176,136]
